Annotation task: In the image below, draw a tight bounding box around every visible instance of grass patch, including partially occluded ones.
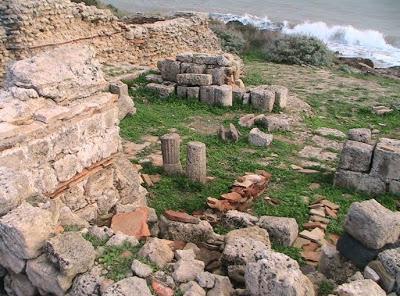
[272,244,305,266]
[318,280,335,296]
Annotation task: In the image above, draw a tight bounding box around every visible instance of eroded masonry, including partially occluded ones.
[0,0,221,80]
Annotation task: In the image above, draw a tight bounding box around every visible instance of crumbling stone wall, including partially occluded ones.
[334,130,400,196]
[0,45,147,220]
[0,0,221,80]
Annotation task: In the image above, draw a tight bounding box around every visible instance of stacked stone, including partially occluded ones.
[0,0,221,83]
[336,199,400,294]
[0,45,148,295]
[334,128,400,195]
[146,53,243,106]
[236,85,290,112]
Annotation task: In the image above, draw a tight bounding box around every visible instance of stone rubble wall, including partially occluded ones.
[0,0,221,81]
[0,45,147,220]
[334,132,400,196]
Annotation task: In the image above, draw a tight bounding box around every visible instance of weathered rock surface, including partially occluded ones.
[339,140,374,172]
[257,216,298,246]
[335,279,386,296]
[334,170,386,195]
[103,276,152,296]
[248,128,273,147]
[4,272,37,296]
[138,238,174,268]
[348,128,371,143]
[245,250,315,296]
[222,210,258,228]
[45,232,95,277]
[105,232,139,247]
[344,199,400,249]
[173,259,205,283]
[207,275,234,296]
[159,216,214,244]
[131,259,153,278]
[66,272,103,296]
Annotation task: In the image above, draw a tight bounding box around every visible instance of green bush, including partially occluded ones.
[263,35,334,66]
[210,20,334,67]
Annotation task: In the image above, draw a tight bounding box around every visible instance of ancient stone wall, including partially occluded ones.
[0,0,221,81]
[0,45,147,221]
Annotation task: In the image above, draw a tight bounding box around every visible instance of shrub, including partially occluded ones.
[263,35,334,66]
[210,20,334,67]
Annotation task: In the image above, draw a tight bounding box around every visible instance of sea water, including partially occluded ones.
[104,0,400,67]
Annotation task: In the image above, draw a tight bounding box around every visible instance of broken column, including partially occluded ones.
[160,133,183,175]
[186,141,207,184]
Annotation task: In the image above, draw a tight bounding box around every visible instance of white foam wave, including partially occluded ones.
[211,13,400,68]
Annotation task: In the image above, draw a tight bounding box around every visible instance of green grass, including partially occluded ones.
[120,67,399,240]
[318,280,335,296]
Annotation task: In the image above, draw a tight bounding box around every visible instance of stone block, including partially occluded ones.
[250,87,275,112]
[157,59,180,82]
[138,238,174,268]
[45,232,95,277]
[389,180,400,195]
[370,138,400,182]
[146,83,176,98]
[257,216,298,246]
[334,170,386,195]
[192,54,230,66]
[110,81,135,120]
[270,85,289,109]
[173,259,205,282]
[26,254,74,296]
[213,85,233,106]
[348,128,372,143]
[255,115,291,132]
[338,140,374,172]
[145,74,163,83]
[177,85,188,98]
[187,87,200,99]
[180,62,206,74]
[0,203,55,259]
[102,277,152,296]
[249,128,273,147]
[176,74,212,86]
[206,67,230,85]
[335,279,386,296]
[176,53,193,63]
[344,199,400,249]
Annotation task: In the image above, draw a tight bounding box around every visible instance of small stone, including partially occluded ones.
[196,271,215,289]
[138,238,174,269]
[180,281,206,296]
[335,279,386,296]
[257,216,298,247]
[173,259,205,283]
[175,249,196,261]
[249,128,273,147]
[207,275,233,296]
[364,266,380,282]
[106,232,139,247]
[310,208,326,217]
[152,280,174,296]
[103,277,152,296]
[348,128,372,143]
[131,259,153,278]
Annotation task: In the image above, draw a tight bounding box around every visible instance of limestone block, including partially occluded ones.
[145,74,163,83]
[250,87,275,112]
[146,83,176,98]
[0,122,19,139]
[158,59,180,82]
[180,62,206,74]
[339,140,374,172]
[177,85,188,98]
[176,53,194,63]
[192,54,230,66]
[214,85,233,106]
[138,238,174,268]
[173,259,205,283]
[187,87,200,99]
[335,279,385,296]
[334,170,386,195]
[176,74,212,86]
[102,277,152,296]
[4,272,37,296]
[256,114,291,132]
[257,216,298,246]
[53,154,83,182]
[389,180,400,195]
[249,128,273,147]
[33,105,69,123]
[370,138,400,182]
[348,128,372,143]
[0,203,55,259]
[206,67,229,85]
[270,85,289,109]
[344,199,400,249]
[26,254,74,296]
[110,81,135,120]
[7,45,107,102]
[222,210,258,228]
[159,215,214,244]
[45,232,96,277]
[0,166,32,216]
[245,250,315,296]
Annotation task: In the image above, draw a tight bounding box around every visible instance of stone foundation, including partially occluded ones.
[0,0,221,81]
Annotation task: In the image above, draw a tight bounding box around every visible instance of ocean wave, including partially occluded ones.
[210,13,400,68]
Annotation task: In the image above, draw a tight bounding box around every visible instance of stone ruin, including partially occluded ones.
[146,52,291,114]
[334,128,400,196]
[0,0,221,81]
[0,45,148,295]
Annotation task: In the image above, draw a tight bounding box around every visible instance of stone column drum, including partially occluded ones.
[161,133,183,175]
[186,141,207,184]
